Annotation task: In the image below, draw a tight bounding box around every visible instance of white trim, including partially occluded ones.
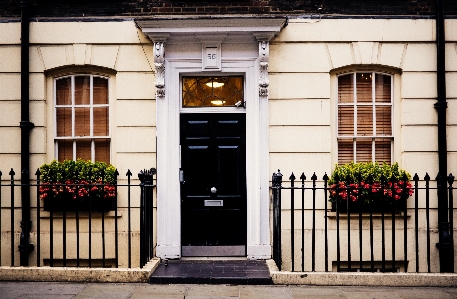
[155,52,271,260]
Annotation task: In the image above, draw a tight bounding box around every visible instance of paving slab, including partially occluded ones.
[2,282,457,299]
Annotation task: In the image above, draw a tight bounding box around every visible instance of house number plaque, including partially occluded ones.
[202,45,221,71]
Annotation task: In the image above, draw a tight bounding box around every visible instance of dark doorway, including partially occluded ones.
[180,113,247,256]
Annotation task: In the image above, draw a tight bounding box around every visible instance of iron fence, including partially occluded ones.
[0,168,156,268]
[271,170,455,273]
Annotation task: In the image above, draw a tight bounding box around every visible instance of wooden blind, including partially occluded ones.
[337,72,392,164]
[55,75,110,163]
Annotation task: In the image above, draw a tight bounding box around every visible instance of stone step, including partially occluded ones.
[149,259,272,285]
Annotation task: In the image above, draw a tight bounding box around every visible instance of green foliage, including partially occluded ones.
[328,162,414,205]
[40,159,117,184]
[328,162,411,185]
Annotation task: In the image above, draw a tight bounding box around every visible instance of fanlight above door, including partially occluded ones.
[182,76,244,107]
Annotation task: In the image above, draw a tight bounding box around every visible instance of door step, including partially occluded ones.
[149,259,272,285]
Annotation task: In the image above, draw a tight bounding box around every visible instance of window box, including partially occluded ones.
[328,162,413,213]
[39,159,117,212]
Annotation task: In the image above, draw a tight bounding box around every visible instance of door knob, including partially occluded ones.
[210,187,217,194]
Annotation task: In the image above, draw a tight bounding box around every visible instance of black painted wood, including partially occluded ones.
[180,113,247,253]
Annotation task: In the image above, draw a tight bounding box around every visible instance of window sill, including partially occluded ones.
[39,211,122,219]
[327,211,411,219]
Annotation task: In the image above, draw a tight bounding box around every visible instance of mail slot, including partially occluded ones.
[204,200,223,207]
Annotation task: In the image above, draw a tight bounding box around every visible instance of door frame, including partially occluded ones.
[155,54,271,259]
[139,16,286,258]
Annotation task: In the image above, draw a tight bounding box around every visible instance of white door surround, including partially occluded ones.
[137,17,285,259]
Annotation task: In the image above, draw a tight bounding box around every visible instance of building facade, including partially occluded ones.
[0,0,456,271]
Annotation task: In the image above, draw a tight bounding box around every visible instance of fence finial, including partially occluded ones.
[272,169,283,187]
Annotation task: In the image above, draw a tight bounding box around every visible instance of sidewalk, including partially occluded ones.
[1,281,457,299]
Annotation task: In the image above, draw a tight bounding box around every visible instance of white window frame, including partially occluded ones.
[336,71,394,163]
[54,74,111,162]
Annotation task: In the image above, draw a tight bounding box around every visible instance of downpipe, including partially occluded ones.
[19,0,34,266]
[434,0,452,273]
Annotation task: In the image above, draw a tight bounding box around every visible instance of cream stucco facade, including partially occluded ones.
[0,17,456,270]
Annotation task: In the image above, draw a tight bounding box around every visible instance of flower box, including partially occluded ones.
[328,162,413,214]
[39,159,117,213]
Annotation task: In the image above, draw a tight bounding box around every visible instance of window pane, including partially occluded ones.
[338,139,354,164]
[95,139,110,164]
[57,140,73,162]
[355,139,372,162]
[338,106,354,136]
[75,76,90,105]
[357,106,373,136]
[375,74,391,103]
[182,76,244,107]
[75,108,90,137]
[93,107,109,136]
[93,77,108,104]
[56,78,71,105]
[56,108,72,136]
[356,73,372,103]
[76,140,91,161]
[375,138,391,163]
[338,74,353,103]
[376,106,392,135]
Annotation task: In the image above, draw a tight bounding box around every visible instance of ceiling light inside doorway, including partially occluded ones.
[206,81,224,88]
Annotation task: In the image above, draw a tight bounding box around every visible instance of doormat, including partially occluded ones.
[149,259,272,285]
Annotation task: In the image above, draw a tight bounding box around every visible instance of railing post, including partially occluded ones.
[447,174,454,272]
[436,173,452,272]
[272,169,283,270]
[139,168,156,268]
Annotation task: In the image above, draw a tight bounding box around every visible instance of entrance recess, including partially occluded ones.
[180,113,246,256]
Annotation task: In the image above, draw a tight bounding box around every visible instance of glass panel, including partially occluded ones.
[56,77,71,105]
[95,139,110,164]
[357,106,373,136]
[76,140,91,161]
[375,138,392,163]
[93,77,108,104]
[93,107,109,136]
[182,76,243,107]
[376,106,392,135]
[56,108,72,137]
[338,139,354,164]
[75,108,90,137]
[375,74,391,103]
[356,73,372,103]
[338,106,354,136]
[75,76,90,105]
[57,140,73,162]
[338,74,353,103]
[355,138,372,162]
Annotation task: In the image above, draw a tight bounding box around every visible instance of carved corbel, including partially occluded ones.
[259,40,269,97]
[154,41,165,98]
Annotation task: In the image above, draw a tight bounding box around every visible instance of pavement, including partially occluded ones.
[1,282,457,299]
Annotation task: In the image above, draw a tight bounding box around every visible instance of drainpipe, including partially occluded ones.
[19,0,34,266]
[434,0,452,273]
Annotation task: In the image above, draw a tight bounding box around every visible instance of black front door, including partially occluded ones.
[180,113,246,256]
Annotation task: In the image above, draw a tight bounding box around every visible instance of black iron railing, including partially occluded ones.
[271,170,455,273]
[0,168,155,268]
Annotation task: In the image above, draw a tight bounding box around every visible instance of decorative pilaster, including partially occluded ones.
[154,41,165,98]
[259,40,269,97]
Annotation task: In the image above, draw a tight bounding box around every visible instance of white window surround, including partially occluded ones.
[53,74,111,163]
[137,18,285,259]
[330,67,402,167]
